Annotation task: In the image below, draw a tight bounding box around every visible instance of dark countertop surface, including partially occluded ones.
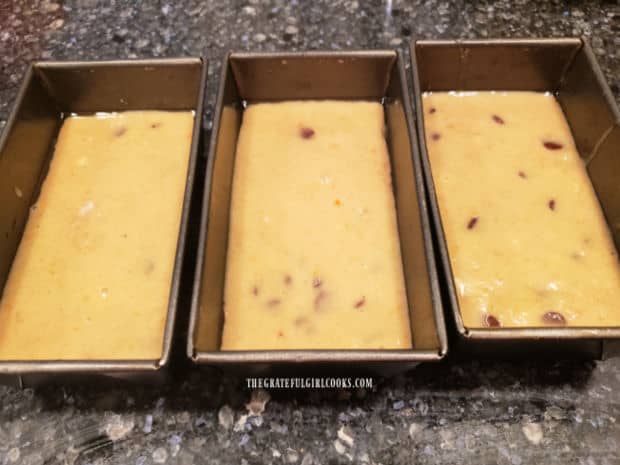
[1,1,619,464]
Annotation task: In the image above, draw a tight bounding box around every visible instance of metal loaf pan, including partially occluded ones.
[0,58,207,386]
[411,38,620,359]
[187,50,448,375]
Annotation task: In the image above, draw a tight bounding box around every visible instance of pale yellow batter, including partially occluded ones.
[0,111,194,360]
[423,91,620,328]
[222,101,412,350]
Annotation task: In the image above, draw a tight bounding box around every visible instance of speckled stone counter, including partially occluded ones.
[1,1,619,464]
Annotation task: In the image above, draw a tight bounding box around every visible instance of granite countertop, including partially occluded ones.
[1,1,619,464]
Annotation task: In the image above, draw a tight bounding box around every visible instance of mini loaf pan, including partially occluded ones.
[187,50,448,375]
[411,38,620,359]
[0,58,207,386]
